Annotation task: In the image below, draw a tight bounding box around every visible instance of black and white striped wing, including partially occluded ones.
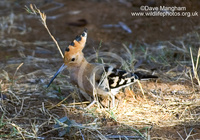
[98,66,158,95]
[98,66,139,95]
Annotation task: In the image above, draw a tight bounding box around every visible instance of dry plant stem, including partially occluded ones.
[189,69,195,92]
[42,20,64,58]
[14,98,24,118]
[13,63,23,80]
[195,48,200,69]
[10,123,25,140]
[69,101,90,105]
[136,80,145,98]
[190,47,200,86]
[27,4,64,58]
[48,94,71,110]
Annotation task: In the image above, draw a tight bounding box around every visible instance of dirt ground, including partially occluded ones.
[0,0,200,139]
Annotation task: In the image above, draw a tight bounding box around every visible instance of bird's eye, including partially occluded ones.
[71,58,75,61]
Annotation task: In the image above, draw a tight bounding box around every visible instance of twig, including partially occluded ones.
[14,98,25,119]
[13,63,23,80]
[10,123,25,140]
[48,94,71,110]
[25,4,64,58]
[190,47,200,86]
[136,80,145,99]
[105,135,143,139]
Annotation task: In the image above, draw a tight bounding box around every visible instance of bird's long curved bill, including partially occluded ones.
[47,64,67,88]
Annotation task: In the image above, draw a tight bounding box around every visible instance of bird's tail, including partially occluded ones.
[134,72,158,80]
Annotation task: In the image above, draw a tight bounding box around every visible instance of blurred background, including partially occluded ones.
[0,0,200,71]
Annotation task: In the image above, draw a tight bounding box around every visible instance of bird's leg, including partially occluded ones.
[111,94,115,108]
[85,96,104,109]
[79,89,97,109]
[81,88,102,109]
[79,89,93,102]
[107,92,116,108]
[85,100,97,109]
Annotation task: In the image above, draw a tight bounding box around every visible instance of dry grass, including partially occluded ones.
[0,4,200,140]
[25,4,64,58]
[190,47,200,86]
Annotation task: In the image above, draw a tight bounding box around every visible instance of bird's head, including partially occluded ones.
[47,29,88,87]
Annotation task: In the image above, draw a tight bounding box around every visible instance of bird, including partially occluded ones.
[47,29,158,107]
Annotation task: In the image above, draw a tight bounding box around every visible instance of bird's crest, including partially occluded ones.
[64,29,87,61]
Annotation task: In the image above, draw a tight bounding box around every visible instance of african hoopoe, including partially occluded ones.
[47,29,158,107]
